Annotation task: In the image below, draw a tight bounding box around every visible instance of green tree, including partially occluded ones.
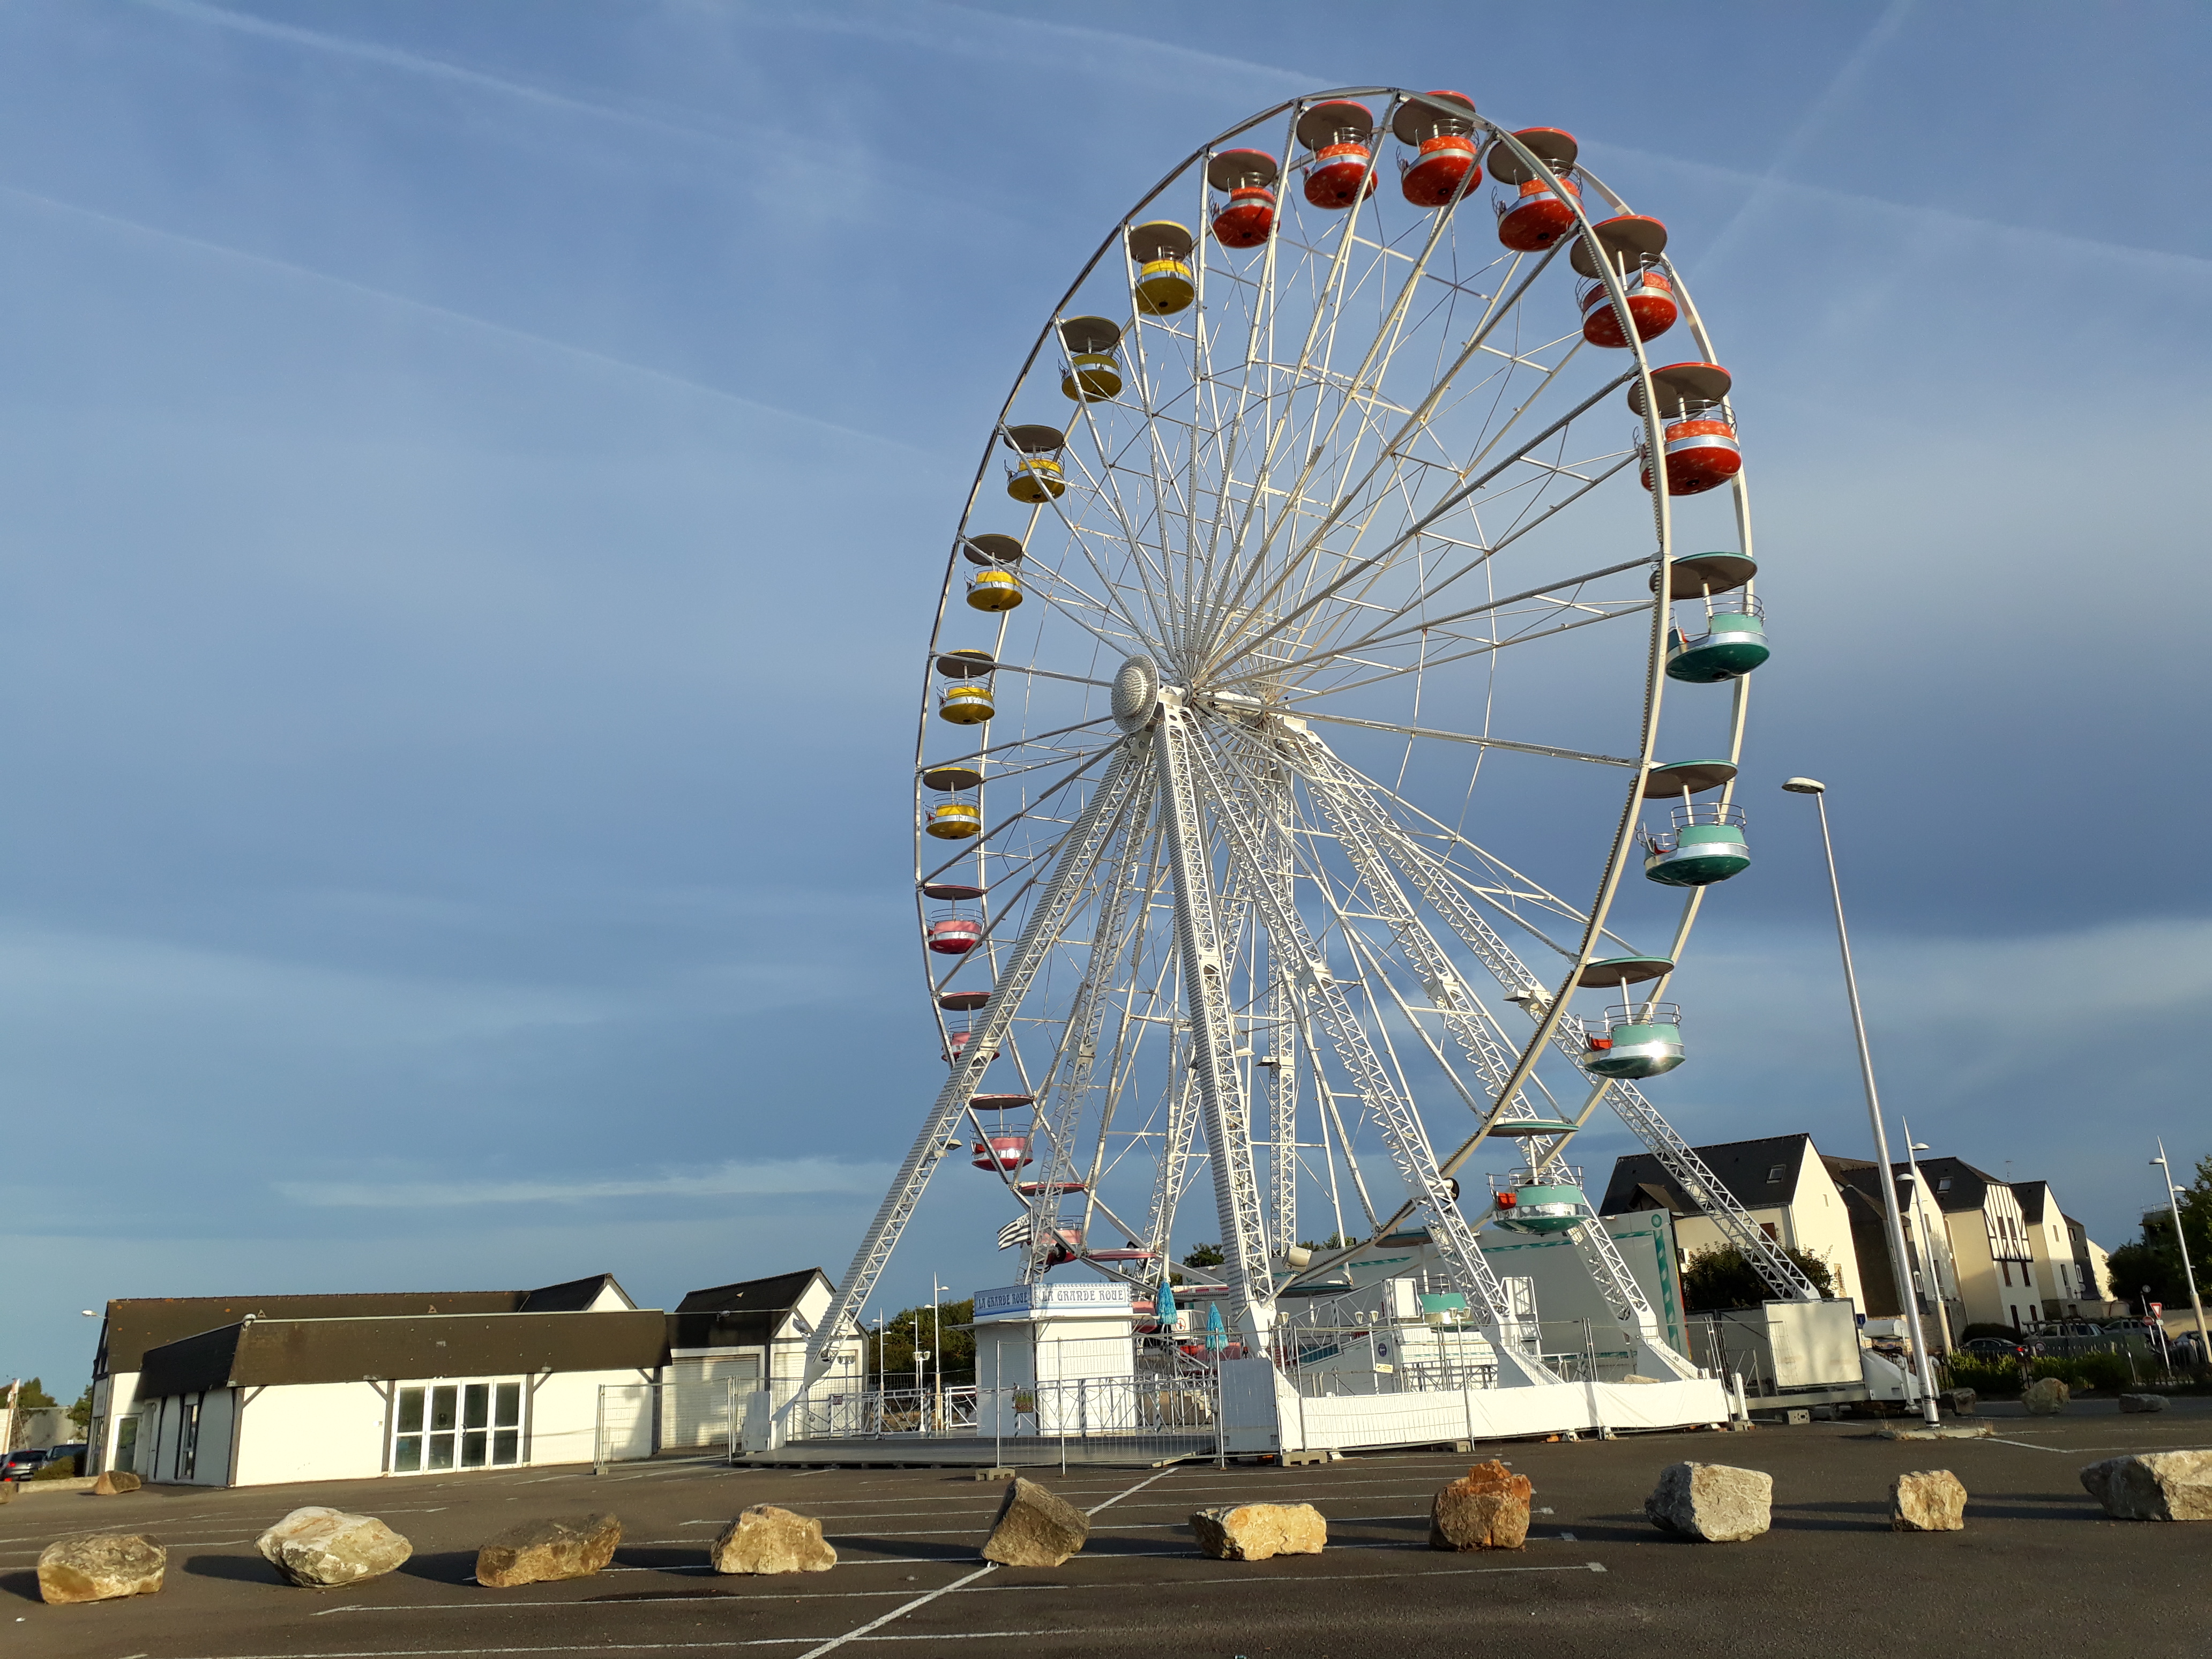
[8,1378,58,1410]
[70,1385,93,1437]
[2106,1153,2212,1312]
[1180,1243,1227,1268]
[864,1301,975,1387]
[1680,1245,1837,1312]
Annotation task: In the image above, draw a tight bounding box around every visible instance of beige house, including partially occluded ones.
[1599,1134,1865,1309]
[2015,1184,2125,1321]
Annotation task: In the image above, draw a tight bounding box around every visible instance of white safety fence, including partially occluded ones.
[787,1369,1223,1470]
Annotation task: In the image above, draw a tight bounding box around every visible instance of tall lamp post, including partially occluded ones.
[1783,776,1941,1426]
[2150,1139,2209,1354]
[1902,1130,1956,1356]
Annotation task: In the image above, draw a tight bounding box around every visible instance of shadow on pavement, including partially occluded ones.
[182,1553,282,1583]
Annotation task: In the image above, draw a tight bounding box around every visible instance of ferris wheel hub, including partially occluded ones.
[1111,654,1161,731]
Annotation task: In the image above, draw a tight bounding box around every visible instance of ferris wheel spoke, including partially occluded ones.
[1280,708,1635,769]
[1193,248,1571,668]
[1186,190,1470,666]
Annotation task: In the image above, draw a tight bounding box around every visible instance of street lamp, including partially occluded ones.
[2149,1139,2209,1355]
[1783,775,1941,1426]
[1900,1131,1956,1356]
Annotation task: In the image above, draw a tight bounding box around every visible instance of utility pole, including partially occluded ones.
[1902,1126,1956,1355]
[1784,778,1941,1426]
[2151,1139,2209,1355]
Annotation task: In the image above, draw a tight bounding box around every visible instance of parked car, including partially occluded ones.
[1960,1336,2028,1359]
[39,1444,86,1477]
[2099,1319,2160,1335]
[0,1448,50,1483]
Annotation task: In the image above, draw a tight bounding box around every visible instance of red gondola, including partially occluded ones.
[1208,149,1280,248]
[1629,363,1743,497]
[1392,89,1479,208]
[1296,101,1376,210]
[1484,127,1581,251]
[923,880,985,954]
[973,1134,1031,1174]
[1579,268,1678,347]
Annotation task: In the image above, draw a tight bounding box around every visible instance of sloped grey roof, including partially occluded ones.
[669,1269,828,1350]
[138,1310,668,1397]
[1600,1134,1813,1216]
[98,1291,524,1378]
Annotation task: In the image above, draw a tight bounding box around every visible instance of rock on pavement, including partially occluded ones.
[1937,1387,1977,1416]
[476,1514,622,1587]
[1430,1460,1532,1551]
[37,1533,167,1604]
[1644,1463,1772,1542]
[1890,1470,1967,1532]
[92,1470,142,1496]
[257,1507,413,1587]
[1190,1502,1327,1560]
[711,1505,836,1574]
[2080,1451,2212,1522]
[980,1478,1088,1567]
[2118,1393,2168,1414]
[2022,1376,2070,1415]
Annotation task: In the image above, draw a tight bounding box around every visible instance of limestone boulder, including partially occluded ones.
[37,1533,167,1604]
[1937,1387,1977,1416]
[2118,1393,2168,1414]
[1643,1462,1772,1542]
[1890,1469,1967,1532]
[92,1470,143,1496]
[2022,1376,2070,1416]
[476,1513,622,1587]
[2080,1451,2212,1522]
[1190,1502,1326,1561]
[1430,1460,1533,1551]
[980,1478,1088,1568]
[257,1506,413,1588]
[711,1506,836,1574]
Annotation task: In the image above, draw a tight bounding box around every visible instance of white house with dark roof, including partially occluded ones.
[663,1269,862,1444]
[92,1274,656,1485]
[1599,1133,1867,1311]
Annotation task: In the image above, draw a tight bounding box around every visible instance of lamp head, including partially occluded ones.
[1781,776,1826,795]
[1910,1142,1930,1153]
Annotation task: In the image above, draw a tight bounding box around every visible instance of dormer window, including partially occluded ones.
[1937,1177,1952,1192]
[1766,1165,1785,1183]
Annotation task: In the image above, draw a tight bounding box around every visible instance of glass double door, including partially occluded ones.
[394,1380,521,1472]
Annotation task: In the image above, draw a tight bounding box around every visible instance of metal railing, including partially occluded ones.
[595,1379,746,1474]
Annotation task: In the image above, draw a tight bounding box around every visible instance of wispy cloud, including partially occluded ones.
[0,182,920,450]
[1695,0,1918,274]
[278,1157,895,1208]
[132,0,743,149]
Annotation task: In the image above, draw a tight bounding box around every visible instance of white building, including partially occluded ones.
[89,1275,640,1478]
[664,1269,862,1444]
[105,1275,663,1487]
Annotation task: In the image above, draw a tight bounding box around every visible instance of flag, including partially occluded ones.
[996,1215,1033,1250]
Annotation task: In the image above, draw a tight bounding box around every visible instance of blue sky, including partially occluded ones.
[3,1,2209,1388]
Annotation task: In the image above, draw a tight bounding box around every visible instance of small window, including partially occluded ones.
[1937,1177,1952,1192]
[1766,1165,1785,1183]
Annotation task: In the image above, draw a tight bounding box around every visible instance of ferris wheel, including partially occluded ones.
[813,87,1820,1391]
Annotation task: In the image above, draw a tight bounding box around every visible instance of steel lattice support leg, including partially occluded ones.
[1304,738,1820,1304]
[1020,775,1159,1281]
[1190,719,1554,1381]
[1153,696,1277,1342]
[1253,724,1685,1369]
[783,742,1147,1440]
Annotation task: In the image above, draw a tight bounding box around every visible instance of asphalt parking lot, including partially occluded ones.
[5,1399,2208,1659]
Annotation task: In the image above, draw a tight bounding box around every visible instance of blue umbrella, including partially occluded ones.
[1205,1300,1227,1354]
[1155,1280,1178,1330]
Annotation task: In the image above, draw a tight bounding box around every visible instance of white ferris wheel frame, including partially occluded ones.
[795,88,1818,1413]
